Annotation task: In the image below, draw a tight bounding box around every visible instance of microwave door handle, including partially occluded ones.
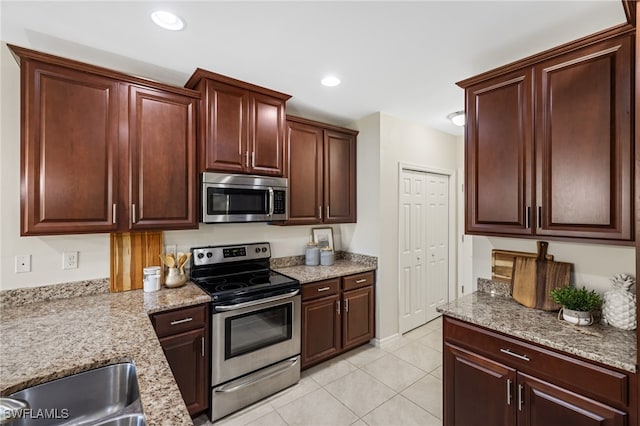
[215,289,299,312]
[268,187,274,216]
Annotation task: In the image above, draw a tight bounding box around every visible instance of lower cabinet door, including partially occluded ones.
[342,286,374,351]
[444,343,516,426]
[301,294,341,368]
[159,327,208,416]
[517,373,626,426]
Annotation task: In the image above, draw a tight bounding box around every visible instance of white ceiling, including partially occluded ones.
[0,1,628,136]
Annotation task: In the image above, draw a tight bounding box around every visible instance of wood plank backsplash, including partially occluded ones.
[110,231,163,292]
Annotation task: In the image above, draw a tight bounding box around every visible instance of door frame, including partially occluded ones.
[397,162,457,331]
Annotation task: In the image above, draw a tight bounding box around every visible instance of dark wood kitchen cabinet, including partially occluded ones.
[151,303,210,416]
[460,26,634,242]
[284,116,358,225]
[301,271,374,369]
[10,44,199,235]
[185,69,291,176]
[444,317,631,426]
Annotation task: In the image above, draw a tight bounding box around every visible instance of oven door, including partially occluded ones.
[211,291,301,386]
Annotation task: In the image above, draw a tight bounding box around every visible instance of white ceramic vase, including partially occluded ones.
[165,267,187,288]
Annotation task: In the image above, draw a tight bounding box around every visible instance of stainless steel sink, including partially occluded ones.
[5,363,146,425]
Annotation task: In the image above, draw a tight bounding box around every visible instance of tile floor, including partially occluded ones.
[194,316,443,426]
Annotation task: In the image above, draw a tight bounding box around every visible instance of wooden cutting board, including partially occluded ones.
[512,241,571,311]
[110,231,164,292]
[492,249,553,283]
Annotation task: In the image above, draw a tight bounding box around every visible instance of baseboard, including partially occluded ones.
[371,333,401,348]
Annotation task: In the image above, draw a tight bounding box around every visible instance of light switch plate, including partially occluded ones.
[165,244,177,259]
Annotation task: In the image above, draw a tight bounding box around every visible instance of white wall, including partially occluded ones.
[0,42,341,290]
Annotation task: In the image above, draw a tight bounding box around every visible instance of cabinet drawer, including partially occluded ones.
[443,317,629,409]
[342,271,374,291]
[152,304,208,338]
[302,279,340,301]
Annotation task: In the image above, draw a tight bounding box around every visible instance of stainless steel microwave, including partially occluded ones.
[201,172,288,223]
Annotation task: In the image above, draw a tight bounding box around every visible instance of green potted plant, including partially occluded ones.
[550,286,602,326]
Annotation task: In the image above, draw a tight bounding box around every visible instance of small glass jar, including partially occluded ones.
[320,247,335,266]
[143,266,161,292]
[305,242,320,266]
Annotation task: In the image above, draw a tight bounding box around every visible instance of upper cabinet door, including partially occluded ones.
[286,120,324,224]
[324,130,357,223]
[535,34,632,240]
[250,93,286,176]
[202,80,249,173]
[128,85,198,230]
[465,69,534,236]
[21,60,120,235]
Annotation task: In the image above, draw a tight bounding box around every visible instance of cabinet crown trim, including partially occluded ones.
[185,67,291,100]
[286,115,359,136]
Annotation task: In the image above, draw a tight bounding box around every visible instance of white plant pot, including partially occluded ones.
[559,308,593,326]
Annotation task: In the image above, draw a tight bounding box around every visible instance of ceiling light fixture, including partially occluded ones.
[151,10,185,31]
[321,76,341,87]
[447,111,465,126]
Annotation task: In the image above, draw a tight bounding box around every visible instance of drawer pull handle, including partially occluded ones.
[170,317,193,325]
[500,348,530,362]
[506,379,512,405]
[317,287,331,292]
[355,279,367,284]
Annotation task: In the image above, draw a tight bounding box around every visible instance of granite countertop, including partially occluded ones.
[437,291,637,373]
[273,259,376,284]
[0,282,210,426]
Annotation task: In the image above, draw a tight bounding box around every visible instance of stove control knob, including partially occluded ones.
[255,248,260,253]
[261,247,267,253]
[206,252,213,258]
[197,253,204,259]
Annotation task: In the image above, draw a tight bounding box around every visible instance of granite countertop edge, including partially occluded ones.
[437,291,637,374]
[273,259,377,284]
[0,282,211,426]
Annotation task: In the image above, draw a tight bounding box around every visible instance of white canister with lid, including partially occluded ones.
[320,247,335,266]
[143,266,161,292]
[305,242,320,266]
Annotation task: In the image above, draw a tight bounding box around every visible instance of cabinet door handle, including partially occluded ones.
[318,206,322,219]
[112,203,117,224]
[317,287,331,292]
[201,336,205,357]
[506,379,512,405]
[344,299,349,313]
[355,279,367,284]
[500,348,530,362]
[131,204,136,224]
[326,205,330,218]
[251,151,255,167]
[336,300,341,315]
[518,384,524,411]
[538,206,542,228]
[245,151,250,167]
[170,317,193,325]
[525,207,530,229]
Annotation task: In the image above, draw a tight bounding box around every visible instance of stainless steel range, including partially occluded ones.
[190,242,301,422]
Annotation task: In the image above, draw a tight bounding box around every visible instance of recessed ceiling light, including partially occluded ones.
[321,76,341,87]
[447,111,465,126]
[151,10,184,31]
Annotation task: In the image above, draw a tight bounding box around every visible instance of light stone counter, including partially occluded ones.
[437,290,637,373]
[273,259,376,284]
[0,282,211,426]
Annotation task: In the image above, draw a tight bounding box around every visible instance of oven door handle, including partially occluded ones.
[214,356,299,393]
[214,289,300,312]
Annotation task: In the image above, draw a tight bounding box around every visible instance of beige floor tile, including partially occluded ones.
[245,411,288,426]
[404,325,433,340]
[392,341,442,373]
[362,354,426,392]
[401,374,443,419]
[350,421,367,426]
[305,356,358,386]
[430,316,443,329]
[417,329,443,352]
[214,402,275,426]
[361,395,441,426]
[430,365,443,380]
[325,369,397,417]
[276,388,358,426]
[264,375,321,409]
[193,414,210,426]
[340,344,387,368]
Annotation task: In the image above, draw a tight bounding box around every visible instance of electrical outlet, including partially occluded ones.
[165,244,177,258]
[62,251,78,269]
[15,255,31,273]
